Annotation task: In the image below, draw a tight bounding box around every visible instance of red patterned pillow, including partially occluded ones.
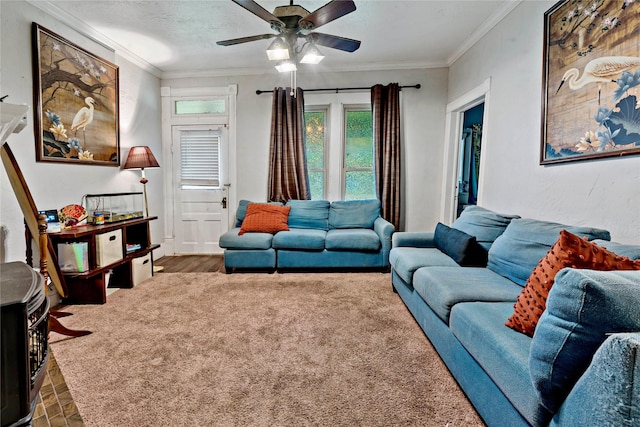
[505,230,640,336]
[238,203,291,235]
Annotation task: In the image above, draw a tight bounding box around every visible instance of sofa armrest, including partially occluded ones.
[374,216,394,239]
[549,332,640,427]
[374,217,394,265]
[391,231,436,248]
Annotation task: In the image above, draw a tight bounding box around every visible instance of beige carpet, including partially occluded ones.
[50,272,484,427]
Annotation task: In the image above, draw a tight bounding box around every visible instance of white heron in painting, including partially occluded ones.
[556,56,640,104]
[71,96,95,141]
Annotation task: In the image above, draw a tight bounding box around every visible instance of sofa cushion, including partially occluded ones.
[529,269,640,414]
[450,302,550,426]
[413,267,523,323]
[219,228,274,250]
[434,223,487,266]
[389,247,459,284]
[506,231,640,336]
[325,229,381,252]
[238,203,291,235]
[549,333,640,427]
[272,229,326,251]
[452,205,520,250]
[285,200,330,230]
[234,200,283,227]
[234,199,251,227]
[329,199,380,229]
[487,218,611,286]
[592,239,640,260]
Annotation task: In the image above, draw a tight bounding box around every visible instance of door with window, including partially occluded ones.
[172,125,228,254]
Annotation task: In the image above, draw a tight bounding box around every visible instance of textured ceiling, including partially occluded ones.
[42,0,516,77]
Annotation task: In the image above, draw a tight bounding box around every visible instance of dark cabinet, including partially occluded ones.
[48,217,159,304]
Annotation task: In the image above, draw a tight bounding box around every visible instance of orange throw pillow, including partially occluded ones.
[505,230,640,336]
[238,203,291,235]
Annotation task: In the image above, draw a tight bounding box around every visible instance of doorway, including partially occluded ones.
[160,85,237,255]
[172,125,229,254]
[440,78,490,224]
[456,103,484,217]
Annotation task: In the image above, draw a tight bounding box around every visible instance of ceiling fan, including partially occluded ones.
[216,0,361,57]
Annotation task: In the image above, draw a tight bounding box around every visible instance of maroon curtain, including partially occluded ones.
[371,83,401,231]
[268,87,310,202]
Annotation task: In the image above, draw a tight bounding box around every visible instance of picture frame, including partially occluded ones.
[540,0,640,165]
[32,23,120,166]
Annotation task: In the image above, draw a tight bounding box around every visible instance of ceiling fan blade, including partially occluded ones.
[231,0,284,27]
[217,33,276,46]
[308,32,361,52]
[299,0,356,31]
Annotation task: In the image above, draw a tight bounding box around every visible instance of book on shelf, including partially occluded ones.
[126,243,142,253]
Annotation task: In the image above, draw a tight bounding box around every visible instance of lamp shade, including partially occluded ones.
[123,146,159,169]
[300,43,325,64]
[275,60,297,73]
[266,37,290,61]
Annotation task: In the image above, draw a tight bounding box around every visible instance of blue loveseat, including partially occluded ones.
[220,199,394,272]
[390,206,640,427]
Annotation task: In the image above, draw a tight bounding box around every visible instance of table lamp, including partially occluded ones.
[123,146,159,217]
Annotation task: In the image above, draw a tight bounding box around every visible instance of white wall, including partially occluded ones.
[162,67,448,232]
[448,1,640,244]
[0,1,164,263]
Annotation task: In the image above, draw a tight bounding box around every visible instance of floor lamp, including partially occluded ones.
[123,146,160,217]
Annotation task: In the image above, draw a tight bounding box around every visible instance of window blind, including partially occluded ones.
[180,129,220,187]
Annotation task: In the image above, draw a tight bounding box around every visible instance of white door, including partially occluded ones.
[172,125,229,254]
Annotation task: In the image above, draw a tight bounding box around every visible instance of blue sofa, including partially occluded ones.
[390,206,640,427]
[220,199,394,272]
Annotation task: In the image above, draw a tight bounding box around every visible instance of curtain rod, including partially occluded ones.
[255,84,421,95]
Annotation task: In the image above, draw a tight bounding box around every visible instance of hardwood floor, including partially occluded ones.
[154,254,225,273]
[37,254,225,427]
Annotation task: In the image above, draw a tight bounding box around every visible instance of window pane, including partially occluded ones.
[309,171,324,201]
[345,171,375,200]
[180,129,220,187]
[175,99,225,115]
[344,109,374,200]
[345,110,373,169]
[304,110,326,199]
[305,111,325,170]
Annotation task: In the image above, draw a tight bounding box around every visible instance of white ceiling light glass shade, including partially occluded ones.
[266,37,290,61]
[300,43,325,64]
[275,60,297,72]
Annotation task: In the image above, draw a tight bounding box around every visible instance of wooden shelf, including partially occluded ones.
[49,216,157,239]
[48,217,159,304]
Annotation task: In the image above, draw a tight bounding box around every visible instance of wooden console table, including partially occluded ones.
[45,217,160,304]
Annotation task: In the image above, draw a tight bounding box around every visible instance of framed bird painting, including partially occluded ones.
[540,0,640,165]
[32,23,120,166]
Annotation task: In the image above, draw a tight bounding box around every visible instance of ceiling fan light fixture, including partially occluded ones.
[266,37,290,61]
[300,43,325,64]
[275,60,297,73]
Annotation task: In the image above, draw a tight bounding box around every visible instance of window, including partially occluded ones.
[304,99,375,201]
[343,108,375,200]
[304,109,327,200]
[179,129,220,189]
[174,99,226,115]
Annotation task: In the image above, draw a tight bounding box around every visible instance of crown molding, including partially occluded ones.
[447,0,523,66]
[26,0,162,78]
[161,59,449,80]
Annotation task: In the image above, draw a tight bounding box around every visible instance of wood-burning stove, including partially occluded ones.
[1,262,50,427]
